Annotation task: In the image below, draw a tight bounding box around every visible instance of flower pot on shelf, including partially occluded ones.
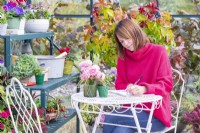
[7,17,25,34]
[63,60,74,75]
[25,19,50,33]
[97,85,109,98]
[35,74,45,85]
[0,24,7,35]
[84,83,97,97]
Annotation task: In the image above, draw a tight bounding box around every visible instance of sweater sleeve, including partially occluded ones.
[139,49,173,96]
[115,57,129,90]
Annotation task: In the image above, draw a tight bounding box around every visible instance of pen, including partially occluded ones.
[134,75,143,85]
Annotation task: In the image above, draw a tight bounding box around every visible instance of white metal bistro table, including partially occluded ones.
[71,90,162,133]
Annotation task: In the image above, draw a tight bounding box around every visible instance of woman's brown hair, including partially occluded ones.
[114,18,149,59]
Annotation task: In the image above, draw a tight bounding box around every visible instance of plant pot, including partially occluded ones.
[25,19,50,33]
[97,85,109,97]
[63,60,74,75]
[84,83,97,97]
[7,17,25,29]
[0,24,7,35]
[35,74,45,85]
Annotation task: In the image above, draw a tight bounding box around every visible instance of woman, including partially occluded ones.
[103,18,173,133]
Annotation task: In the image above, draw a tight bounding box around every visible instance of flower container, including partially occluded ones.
[35,74,45,85]
[97,85,109,98]
[7,17,25,29]
[25,19,49,33]
[63,60,74,75]
[35,56,65,78]
[0,24,7,35]
[84,83,97,97]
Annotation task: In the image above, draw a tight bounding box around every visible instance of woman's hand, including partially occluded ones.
[126,85,147,95]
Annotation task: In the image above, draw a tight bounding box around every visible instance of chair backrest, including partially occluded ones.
[170,68,185,133]
[6,77,43,133]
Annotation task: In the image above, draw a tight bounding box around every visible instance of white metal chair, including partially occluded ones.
[6,77,43,133]
[156,68,185,133]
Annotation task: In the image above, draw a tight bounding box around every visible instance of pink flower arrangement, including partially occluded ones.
[78,60,105,85]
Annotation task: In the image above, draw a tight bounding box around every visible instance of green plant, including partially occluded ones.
[12,54,40,79]
[66,53,77,61]
[129,1,176,52]
[0,11,7,24]
[84,0,175,67]
[25,6,51,20]
[34,67,43,75]
[84,0,127,67]
[0,86,15,132]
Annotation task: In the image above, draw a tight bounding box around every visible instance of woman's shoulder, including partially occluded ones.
[147,43,166,52]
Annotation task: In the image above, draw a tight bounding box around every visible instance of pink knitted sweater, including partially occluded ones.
[115,43,173,127]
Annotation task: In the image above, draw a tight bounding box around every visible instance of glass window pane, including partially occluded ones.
[31,0,91,15]
[118,0,151,9]
[158,0,200,15]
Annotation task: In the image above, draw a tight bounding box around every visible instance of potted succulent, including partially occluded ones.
[0,11,7,35]
[34,67,45,85]
[25,4,51,33]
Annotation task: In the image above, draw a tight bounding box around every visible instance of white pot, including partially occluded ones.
[0,24,7,35]
[25,19,50,33]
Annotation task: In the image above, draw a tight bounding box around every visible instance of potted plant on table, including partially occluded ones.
[3,0,27,33]
[12,54,40,82]
[59,47,77,75]
[78,60,105,97]
[0,11,7,35]
[34,67,45,85]
[25,3,51,33]
[34,95,66,124]
[97,73,115,98]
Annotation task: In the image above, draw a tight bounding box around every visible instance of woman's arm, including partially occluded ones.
[115,57,130,90]
[138,50,173,96]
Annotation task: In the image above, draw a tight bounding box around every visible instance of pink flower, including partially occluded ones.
[5,109,10,116]
[0,111,9,119]
[101,73,105,81]
[80,71,90,80]
[0,123,4,130]
[88,65,100,77]
[12,129,15,133]
[79,60,92,70]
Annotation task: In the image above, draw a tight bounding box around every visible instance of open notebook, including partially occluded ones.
[109,90,132,97]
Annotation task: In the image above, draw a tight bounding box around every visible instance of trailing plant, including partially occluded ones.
[12,54,40,79]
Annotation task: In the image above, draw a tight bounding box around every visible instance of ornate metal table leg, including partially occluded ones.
[92,105,104,133]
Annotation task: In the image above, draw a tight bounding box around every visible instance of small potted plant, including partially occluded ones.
[34,67,45,85]
[25,3,51,33]
[12,54,40,81]
[97,73,115,98]
[0,11,7,35]
[34,95,66,123]
[59,47,77,75]
[3,0,27,33]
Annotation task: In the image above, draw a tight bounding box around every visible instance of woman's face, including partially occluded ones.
[117,35,134,51]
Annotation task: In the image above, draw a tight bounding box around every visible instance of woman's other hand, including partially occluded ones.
[126,85,147,95]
